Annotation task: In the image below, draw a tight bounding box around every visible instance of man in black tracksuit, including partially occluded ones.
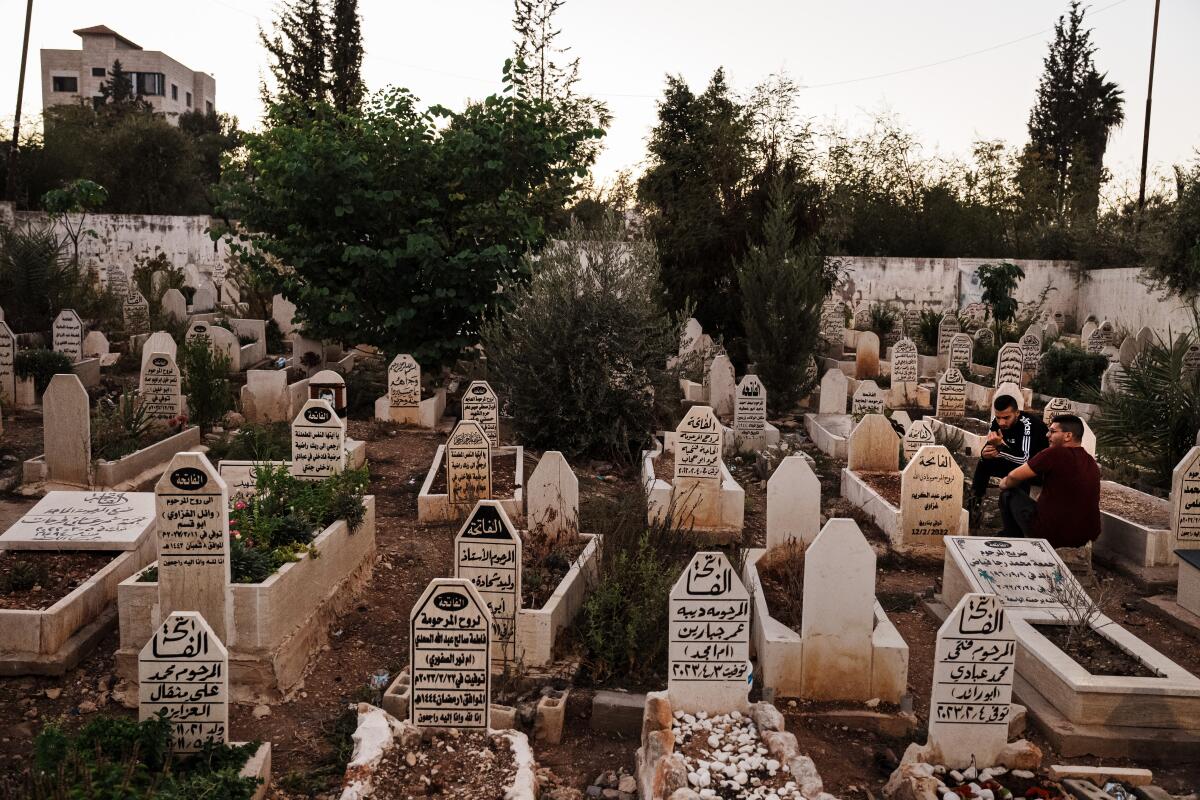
[971,393,1050,500]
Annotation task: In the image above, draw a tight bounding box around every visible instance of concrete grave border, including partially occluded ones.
[840,468,968,554]
[417,444,524,525]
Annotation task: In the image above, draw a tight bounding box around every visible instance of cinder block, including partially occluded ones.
[533,691,568,744]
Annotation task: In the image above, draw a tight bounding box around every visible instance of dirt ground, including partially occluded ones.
[0,413,1199,798]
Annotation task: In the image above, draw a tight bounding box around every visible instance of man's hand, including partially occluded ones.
[998,474,1013,490]
[981,444,998,459]
[986,430,1004,445]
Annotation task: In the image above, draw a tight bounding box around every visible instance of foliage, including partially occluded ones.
[914,310,944,355]
[91,391,162,461]
[2,713,260,800]
[260,0,364,112]
[329,0,365,112]
[1043,569,1109,651]
[0,557,47,594]
[41,178,108,268]
[342,355,387,419]
[220,63,602,369]
[178,337,234,432]
[868,303,899,340]
[205,422,291,463]
[1031,343,1107,400]
[13,349,74,395]
[1142,161,1200,305]
[977,261,1025,324]
[1087,333,1200,488]
[0,222,116,334]
[736,178,828,414]
[481,216,679,463]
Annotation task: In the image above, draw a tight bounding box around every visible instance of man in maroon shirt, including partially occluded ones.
[996,414,1101,547]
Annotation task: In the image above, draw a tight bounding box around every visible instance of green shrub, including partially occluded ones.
[178,337,234,431]
[1031,344,1107,400]
[915,310,943,355]
[91,390,157,461]
[14,348,74,395]
[868,303,899,340]
[481,216,679,463]
[343,356,387,420]
[131,251,186,324]
[205,422,291,462]
[0,558,47,594]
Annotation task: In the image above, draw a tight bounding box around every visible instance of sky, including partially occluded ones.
[2,0,1197,190]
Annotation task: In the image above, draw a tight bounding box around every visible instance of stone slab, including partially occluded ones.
[1138,594,1200,641]
[0,491,155,551]
[590,690,646,735]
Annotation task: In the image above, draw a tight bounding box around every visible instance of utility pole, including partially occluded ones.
[6,0,35,202]
[1137,0,1162,213]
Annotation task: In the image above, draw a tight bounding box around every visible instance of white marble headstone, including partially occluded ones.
[0,491,155,551]
[455,500,521,668]
[708,354,737,418]
[139,611,228,753]
[851,380,885,415]
[388,354,421,423]
[526,451,578,541]
[446,420,491,505]
[994,343,1024,387]
[847,413,900,472]
[461,380,500,447]
[124,290,151,335]
[733,374,767,438]
[290,399,346,479]
[948,333,972,372]
[903,419,936,460]
[140,352,183,423]
[409,578,492,729]
[818,368,848,415]
[766,455,820,549]
[891,338,919,384]
[937,315,960,356]
[1041,397,1074,426]
[52,309,83,363]
[1020,331,1042,371]
[944,536,1078,616]
[936,368,966,418]
[1170,446,1200,549]
[899,445,963,552]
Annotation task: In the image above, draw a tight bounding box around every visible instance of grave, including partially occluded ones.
[1085,328,1105,354]
[891,337,919,383]
[240,369,289,423]
[731,374,779,451]
[140,331,177,376]
[526,450,578,541]
[935,368,966,417]
[765,455,820,549]
[803,410,851,459]
[818,367,848,415]
[851,380,885,415]
[1021,329,1042,371]
[306,369,347,416]
[417,419,525,524]
[855,331,880,378]
[1170,445,1200,552]
[645,405,744,535]
[0,320,14,404]
[162,289,187,323]
[995,342,1025,387]
[124,290,151,335]
[0,491,154,551]
[902,419,935,460]
[43,373,91,488]
[83,331,110,362]
[708,354,736,417]
[847,413,899,472]
[139,611,229,752]
[974,327,994,347]
[948,333,972,372]
[461,380,500,447]
[454,500,521,669]
[937,315,960,360]
[1041,396,1074,425]
[409,577,492,729]
[820,299,845,355]
[140,352,183,423]
[897,445,964,554]
[668,551,750,714]
[374,353,448,428]
[52,309,83,363]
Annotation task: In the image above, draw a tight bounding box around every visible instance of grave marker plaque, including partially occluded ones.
[927,594,1015,769]
[461,380,500,447]
[899,445,963,551]
[52,309,83,363]
[0,491,154,551]
[124,290,151,335]
[937,315,960,356]
[903,307,922,335]
[995,343,1024,387]
[106,263,129,299]
[945,536,1077,614]
[1185,344,1200,378]
[948,333,972,372]
[853,306,872,329]
[0,321,14,404]
[1020,331,1042,371]
[388,354,421,421]
[290,399,345,479]
[140,352,183,422]
[903,419,936,460]
[851,380,885,415]
[891,338,919,383]
[820,300,845,353]
[446,420,491,505]
[733,375,767,438]
[675,405,722,482]
[454,501,521,667]
[409,578,492,729]
[139,611,228,753]
[1085,329,1105,355]
[936,368,966,418]
[1171,446,1200,547]
[973,327,994,347]
[156,452,231,641]
[1098,320,1115,346]
[668,552,751,714]
[1041,397,1074,426]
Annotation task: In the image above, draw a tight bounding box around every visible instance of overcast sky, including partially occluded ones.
[2,0,1197,190]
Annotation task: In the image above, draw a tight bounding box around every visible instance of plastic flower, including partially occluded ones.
[234,500,247,511]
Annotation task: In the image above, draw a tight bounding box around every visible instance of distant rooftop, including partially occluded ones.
[71,25,142,50]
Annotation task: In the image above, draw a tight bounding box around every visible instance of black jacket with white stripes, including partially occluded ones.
[988,411,1049,465]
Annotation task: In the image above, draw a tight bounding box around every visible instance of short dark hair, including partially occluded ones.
[993,394,1019,412]
[1050,414,1084,440]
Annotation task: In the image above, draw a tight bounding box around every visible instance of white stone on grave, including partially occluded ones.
[192,284,217,312]
[207,325,241,370]
[155,452,232,642]
[890,409,913,432]
[681,317,703,355]
[673,405,725,527]
[903,307,921,336]
[446,419,492,506]
[83,331,109,359]
[847,413,900,472]
[708,354,736,418]
[216,460,276,507]
[733,374,768,447]
[462,380,500,447]
[899,445,963,553]
[241,369,289,423]
[948,333,972,372]
[455,500,521,669]
[1080,417,1097,457]
[307,369,348,417]
[290,398,346,479]
[903,419,935,460]
[1184,344,1200,378]
[668,551,750,714]
[44,373,91,487]
[139,611,229,752]
[140,352,183,423]
[1170,446,1200,550]
[927,594,1015,769]
[526,451,578,541]
[891,337,919,383]
[1020,330,1042,371]
[0,491,155,551]
[1135,325,1154,352]
[0,320,16,405]
[994,343,1024,387]
[855,331,881,379]
[105,263,129,299]
[1044,320,1059,339]
[851,380,885,416]
[140,331,178,378]
[1101,362,1126,394]
[818,368,848,415]
[766,455,820,549]
[1041,397,1074,426]
[937,315,960,357]
[1081,320,1097,342]
[1098,320,1115,346]
[52,309,84,363]
[801,518,877,699]
[161,289,187,323]
[936,368,967,418]
[943,536,1079,616]
[1118,336,1138,367]
[387,354,422,424]
[409,577,492,729]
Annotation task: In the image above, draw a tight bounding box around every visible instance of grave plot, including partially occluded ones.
[743,518,909,703]
[115,451,378,701]
[643,406,744,537]
[730,374,780,453]
[939,536,1200,760]
[373,353,450,429]
[418,419,525,524]
[1093,480,1174,578]
[0,490,157,674]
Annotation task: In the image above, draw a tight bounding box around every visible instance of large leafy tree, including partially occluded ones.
[218,64,602,367]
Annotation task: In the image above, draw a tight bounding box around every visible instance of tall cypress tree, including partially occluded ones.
[329,0,364,112]
[260,0,329,108]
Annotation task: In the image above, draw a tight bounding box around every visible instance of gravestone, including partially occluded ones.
[387,354,421,424]
[899,445,963,551]
[944,536,1076,613]
[192,284,216,313]
[0,491,155,551]
[1085,329,1105,355]
[1170,446,1200,549]
[973,327,994,347]
[211,261,228,290]
[217,461,268,507]
[454,500,521,668]
[937,315,960,356]
[818,368,848,415]
[948,333,973,372]
[409,578,492,729]
[123,290,151,335]
[1044,320,1059,339]
[853,306,872,330]
[44,374,91,487]
[962,302,987,324]
[733,374,767,440]
[207,326,241,368]
[156,452,231,642]
[161,289,187,323]
[674,405,724,526]
[855,332,881,379]
[1041,397,1074,426]
[1118,336,1138,367]
[1098,320,1115,346]
[891,338,919,383]
[140,352,183,423]
[766,455,820,549]
[851,380,885,415]
[903,307,922,335]
[242,370,288,423]
[1185,344,1200,378]
[994,343,1024,387]
[936,368,966,418]
[903,419,936,460]
[847,413,900,472]
[801,519,876,699]
[290,398,345,479]
[526,451,578,541]
[150,270,167,297]
[668,552,750,714]
[105,263,129,298]
[186,320,212,344]
[1020,331,1042,371]
[139,611,228,752]
[446,420,491,506]
[1051,310,1065,329]
[1136,325,1154,352]
[83,331,109,359]
[52,309,83,363]
[307,369,347,416]
[461,380,500,447]
[1101,362,1126,394]
[927,594,1015,769]
[0,320,15,404]
[1080,417,1097,457]
[681,318,703,354]
[1081,320,1097,343]
[708,354,737,418]
[140,331,177,376]
[820,300,845,355]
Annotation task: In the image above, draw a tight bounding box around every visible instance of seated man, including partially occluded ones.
[997,414,1101,550]
[971,393,1049,502]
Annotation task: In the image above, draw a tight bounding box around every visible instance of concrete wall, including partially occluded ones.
[1076,268,1195,338]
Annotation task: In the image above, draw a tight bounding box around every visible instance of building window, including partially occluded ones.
[91,67,106,77]
[206,101,213,115]
[52,75,78,93]
[171,84,178,100]
[186,91,192,107]
[135,72,165,96]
